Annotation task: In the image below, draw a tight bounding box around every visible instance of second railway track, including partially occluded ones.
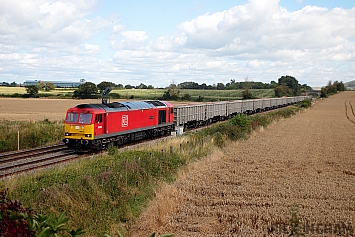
[0,144,79,178]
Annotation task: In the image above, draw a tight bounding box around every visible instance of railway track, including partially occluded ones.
[0,135,172,178]
[0,144,79,178]
[344,95,355,124]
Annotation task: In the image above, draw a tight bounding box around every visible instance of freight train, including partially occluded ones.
[62,96,311,150]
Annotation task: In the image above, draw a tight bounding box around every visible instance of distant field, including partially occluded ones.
[0,86,75,95]
[0,98,102,121]
[111,88,275,100]
[0,86,26,94]
[0,86,275,100]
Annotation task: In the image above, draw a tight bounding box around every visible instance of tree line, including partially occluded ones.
[18,76,345,100]
[320,81,345,97]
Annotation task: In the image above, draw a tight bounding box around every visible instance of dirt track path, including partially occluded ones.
[133,92,355,236]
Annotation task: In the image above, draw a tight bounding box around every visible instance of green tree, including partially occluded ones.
[178,81,200,89]
[36,81,46,91]
[226,79,238,90]
[216,83,225,90]
[25,85,39,96]
[278,75,299,95]
[270,80,278,88]
[242,78,254,99]
[137,83,148,89]
[162,83,180,100]
[125,84,133,89]
[334,81,345,91]
[35,81,55,91]
[97,81,116,92]
[44,82,55,91]
[274,85,293,97]
[182,93,191,101]
[73,82,98,99]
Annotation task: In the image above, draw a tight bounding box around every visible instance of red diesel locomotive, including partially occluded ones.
[62,100,174,150]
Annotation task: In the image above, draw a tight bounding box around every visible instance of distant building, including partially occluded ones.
[23,79,85,88]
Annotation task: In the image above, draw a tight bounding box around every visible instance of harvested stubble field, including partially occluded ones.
[133,92,355,236]
[0,98,107,121]
[0,98,193,121]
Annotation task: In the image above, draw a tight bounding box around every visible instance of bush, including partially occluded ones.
[213,132,225,147]
[196,95,204,102]
[250,114,273,129]
[110,93,121,99]
[229,113,250,132]
[298,98,312,108]
[182,93,191,101]
[276,107,296,118]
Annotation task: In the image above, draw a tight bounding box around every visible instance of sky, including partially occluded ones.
[0,0,355,88]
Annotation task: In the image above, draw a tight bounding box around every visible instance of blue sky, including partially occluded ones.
[1,0,354,88]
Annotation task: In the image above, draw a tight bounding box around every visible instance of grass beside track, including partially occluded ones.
[0,120,64,152]
[0,101,311,236]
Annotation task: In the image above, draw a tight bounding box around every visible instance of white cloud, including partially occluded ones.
[120,30,148,42]
[0,0,355,87]
[0,0,110,45]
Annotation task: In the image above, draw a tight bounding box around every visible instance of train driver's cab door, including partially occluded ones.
[158,110,166,124]
[95,114,104,135]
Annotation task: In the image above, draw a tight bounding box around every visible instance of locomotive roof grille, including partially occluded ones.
[145,100,166,107]
[76,104,102,109]
[106,102,126,108]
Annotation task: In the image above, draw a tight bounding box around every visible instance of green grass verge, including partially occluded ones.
[0,120,64,152]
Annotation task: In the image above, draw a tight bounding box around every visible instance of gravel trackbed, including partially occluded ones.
[133,92,355,236]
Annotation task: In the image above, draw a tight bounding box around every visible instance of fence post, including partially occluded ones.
[18,131,20,150]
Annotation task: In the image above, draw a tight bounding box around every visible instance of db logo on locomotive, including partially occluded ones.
[122,115,128,127]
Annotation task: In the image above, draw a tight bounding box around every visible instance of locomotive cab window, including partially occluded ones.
[79,113,92,124]
[66,112,78,123]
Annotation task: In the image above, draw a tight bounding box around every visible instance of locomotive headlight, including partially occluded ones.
[65,132,70,136]
[85,134,92,138]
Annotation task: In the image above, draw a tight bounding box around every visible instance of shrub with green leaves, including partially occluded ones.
[298,98,312,108]
[229,113,251,132]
